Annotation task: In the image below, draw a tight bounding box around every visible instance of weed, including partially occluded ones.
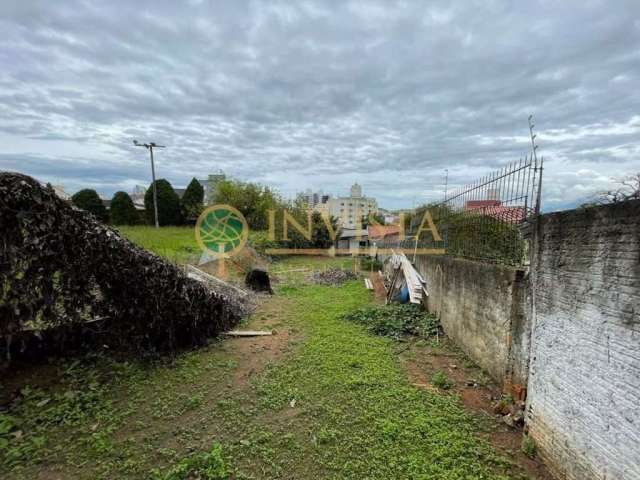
[521,436,537,459]
[342,303,440,340]
[431,371,454,390]
[153,442,228,480]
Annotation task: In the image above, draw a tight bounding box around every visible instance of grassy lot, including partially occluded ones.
[116,226,199,263]
[1,255,536,479]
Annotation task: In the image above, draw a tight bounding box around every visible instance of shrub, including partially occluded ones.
[431,371,453,390]
[71,188,108,222]
[360,257,383,271]
[342,304,440,340]
[109,191,138,225]
[248,231,280,255]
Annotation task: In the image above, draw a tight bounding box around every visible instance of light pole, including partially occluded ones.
[134,140,165,228]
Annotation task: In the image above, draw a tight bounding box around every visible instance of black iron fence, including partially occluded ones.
[404,154,543,266]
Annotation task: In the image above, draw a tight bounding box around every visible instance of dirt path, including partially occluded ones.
[221,297,299,388]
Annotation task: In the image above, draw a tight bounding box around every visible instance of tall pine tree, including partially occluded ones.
[72,189,108,222]
[144,179,183,226]
[181,177,205,223]
[110,191,139,225]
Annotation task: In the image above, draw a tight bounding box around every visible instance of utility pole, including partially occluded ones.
[134,140,165,228]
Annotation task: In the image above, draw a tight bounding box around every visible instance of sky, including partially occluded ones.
[1,0,639,211]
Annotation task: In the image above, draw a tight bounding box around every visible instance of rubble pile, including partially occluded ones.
[0,173,243,360]
[309,268,358,285]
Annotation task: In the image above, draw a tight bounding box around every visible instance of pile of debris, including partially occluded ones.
[0,173,246,360]
[383,251,428,304]
[309,268,358,285]
[492,396,527,429]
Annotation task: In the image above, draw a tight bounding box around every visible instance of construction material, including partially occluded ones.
[364,278,373,290]
[384,251,427,304]
[223,330,273,337]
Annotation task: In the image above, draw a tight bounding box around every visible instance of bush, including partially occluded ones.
[109,191,138,225]
[144,179,183,226]
[360,257,383,271]
[431,371,453,390]
[248,231,280,255]
[342,304,440,340]
[71,189,108,223]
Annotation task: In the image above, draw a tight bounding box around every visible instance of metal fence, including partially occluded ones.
[405,154,543,266]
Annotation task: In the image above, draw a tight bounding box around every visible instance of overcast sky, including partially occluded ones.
[1,0,639,210]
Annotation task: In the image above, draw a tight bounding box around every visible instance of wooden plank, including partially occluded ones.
[222,330,273,337]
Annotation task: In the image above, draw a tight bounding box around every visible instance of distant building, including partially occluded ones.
[337,228,369,254]
[323,183,378,230]
[198,173,226,204]
[130,185,147,210]
[378,208,399,225]
[298,189,327,208]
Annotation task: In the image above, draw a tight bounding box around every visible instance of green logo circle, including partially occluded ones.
[195,205,249,257]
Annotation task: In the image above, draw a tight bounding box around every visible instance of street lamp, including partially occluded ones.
[133,140,165,228]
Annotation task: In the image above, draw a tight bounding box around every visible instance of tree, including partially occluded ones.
[311,212,341,248]
[110,191,138,225]
[144,179,182,226]
[597,173,640,204]
[72,188,108,222]
[181,177,205,223]
[213,179,281,230]
[371,212,386,226]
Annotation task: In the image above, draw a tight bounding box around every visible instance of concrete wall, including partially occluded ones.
[414,255,529,388]
[526,200,640,480]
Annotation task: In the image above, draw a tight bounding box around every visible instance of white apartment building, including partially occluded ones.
[321,183,378,229]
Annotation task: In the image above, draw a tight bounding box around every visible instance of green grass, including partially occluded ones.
[1,257,521,479]
[116,226,199,263]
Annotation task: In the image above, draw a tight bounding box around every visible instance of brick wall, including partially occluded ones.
[526,200,640,480]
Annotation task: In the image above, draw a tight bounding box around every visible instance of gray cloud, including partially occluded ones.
[0,0,639,209]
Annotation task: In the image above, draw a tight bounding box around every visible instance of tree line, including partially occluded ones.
[70,178,204,226]
[69,177,341,249]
